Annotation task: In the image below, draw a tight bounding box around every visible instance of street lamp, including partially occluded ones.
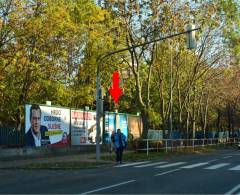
[95,26,200,161]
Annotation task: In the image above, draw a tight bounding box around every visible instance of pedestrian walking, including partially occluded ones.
[112,128,127,164]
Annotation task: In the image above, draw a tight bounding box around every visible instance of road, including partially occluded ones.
[0,149,240,194]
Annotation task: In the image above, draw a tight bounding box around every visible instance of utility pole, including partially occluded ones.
[169,40,173,148]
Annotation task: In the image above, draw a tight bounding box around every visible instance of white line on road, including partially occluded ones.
[115,161,150,168]
[223,156,233,159]
[224,184,240,195]
[207,159,218,163]
[204,163,230,170]
[224,154,240,156]
[155,162,186,168]
[79,180,136,195]
[229,165,240,171]
[154,169,181,176]
[181,162,208,169]
[134,161,167,168]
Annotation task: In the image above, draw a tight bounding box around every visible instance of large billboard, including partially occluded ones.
[25,104,70,147]
[71,110,103,145]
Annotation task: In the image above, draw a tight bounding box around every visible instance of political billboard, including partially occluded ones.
[25,104,70,147]
[71,109,102,145]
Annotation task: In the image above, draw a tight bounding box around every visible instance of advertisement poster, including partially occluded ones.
[104,112,116,143]
[71,110,102,145]
[119,114,128,138]
[25,104,70,147]
[128,115,142,138]
[104,112,128,143]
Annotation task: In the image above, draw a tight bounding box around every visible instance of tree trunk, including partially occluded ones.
[186,109,190,139]
[203,91,209,138]
[140,108,149,138]
[192,86,196,139]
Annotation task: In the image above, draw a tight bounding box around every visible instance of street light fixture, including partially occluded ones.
[95,26,200,161]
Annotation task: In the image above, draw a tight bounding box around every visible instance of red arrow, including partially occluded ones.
[109,71,123,104]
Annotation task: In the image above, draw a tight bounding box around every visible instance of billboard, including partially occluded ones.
[128,115,142,138]
[25,104,70,147]
[104,112,128,143]
[71,110,102,145]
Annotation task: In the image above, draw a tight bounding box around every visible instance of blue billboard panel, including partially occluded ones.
[104,112,128,143]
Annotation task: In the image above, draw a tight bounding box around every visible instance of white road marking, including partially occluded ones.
[224,154,240,156]
[155,169,181,176]
[224,184,240,195]
[207,159,218,163]
[223,156,232,159]
[79,180,136,195]
[155,162,186,168]
[229,165,240,171]
[134,161,167,168]
[204,163,230,170]
[115,161,150,168]
[181,162,208,169]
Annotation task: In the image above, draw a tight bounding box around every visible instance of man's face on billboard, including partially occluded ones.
[31,109,41,134]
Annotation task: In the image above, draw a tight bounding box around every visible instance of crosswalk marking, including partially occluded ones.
[229,165,240,171]
[114,161,151,168]
[181,162,208,169]
[114,160,240,172]
[155,162,186,168]
[204,163,230,170]
[134,162,167,168]
[155,169,181,176]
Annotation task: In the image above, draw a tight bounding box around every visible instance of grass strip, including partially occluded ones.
[16,161,113,170]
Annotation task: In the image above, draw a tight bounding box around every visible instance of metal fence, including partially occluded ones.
[0,126,24,147]
[134,138,240,156]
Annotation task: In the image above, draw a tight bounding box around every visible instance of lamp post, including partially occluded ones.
[95,26,200,161]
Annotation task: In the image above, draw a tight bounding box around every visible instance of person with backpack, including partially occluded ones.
[112,128,127,164]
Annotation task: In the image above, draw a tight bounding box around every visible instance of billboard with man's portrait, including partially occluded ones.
[25,104,70,147]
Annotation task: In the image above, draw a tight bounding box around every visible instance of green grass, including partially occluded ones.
[16,161,113,170]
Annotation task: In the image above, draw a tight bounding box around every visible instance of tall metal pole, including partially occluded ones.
[170,41,173,148]
[96,64,101,161]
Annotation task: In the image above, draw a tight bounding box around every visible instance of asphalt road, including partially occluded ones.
[0,149,240,194]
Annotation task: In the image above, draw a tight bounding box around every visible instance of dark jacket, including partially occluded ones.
[113,132,127,149]
[25,126,50,147]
